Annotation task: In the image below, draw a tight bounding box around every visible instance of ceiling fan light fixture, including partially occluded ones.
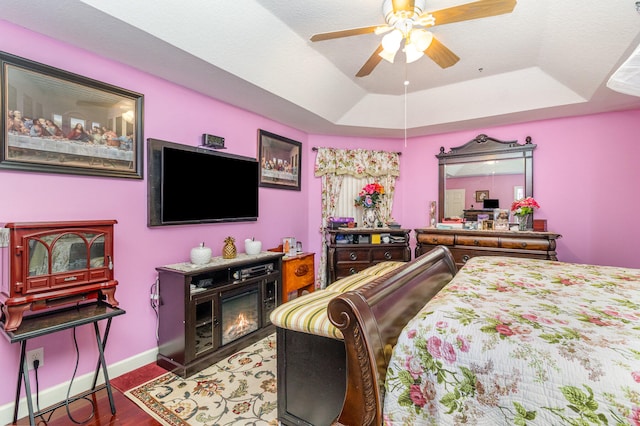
[404,41,424,63]
[410,29,433,51]
[379,47,398,63]
[380,29,403,62]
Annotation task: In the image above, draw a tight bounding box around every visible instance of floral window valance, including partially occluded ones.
[314,148,400,178]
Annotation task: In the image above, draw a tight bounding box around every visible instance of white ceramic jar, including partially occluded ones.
[190,242,212,265]
[245,238,262,255]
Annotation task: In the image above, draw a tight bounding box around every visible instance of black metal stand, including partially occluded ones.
[1,302,125,425]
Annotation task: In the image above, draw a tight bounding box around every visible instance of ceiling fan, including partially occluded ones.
[310,0,517,77]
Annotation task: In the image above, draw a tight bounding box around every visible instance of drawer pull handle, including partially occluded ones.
[294,265,309,276]
[473,239,479,246]
[431,238,438,243]
[349,267,357,275]
[349,252,358,260]
[384,251,392,260]
[462,255,471,263]
[520,242,528,248]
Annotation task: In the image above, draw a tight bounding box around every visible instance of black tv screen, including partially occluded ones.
[483,199,500,209]
[147,138,259,226]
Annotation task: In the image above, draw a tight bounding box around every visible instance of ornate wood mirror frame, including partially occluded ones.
[436,134,536,222]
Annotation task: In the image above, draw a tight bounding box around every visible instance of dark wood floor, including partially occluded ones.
[12,387,161,425]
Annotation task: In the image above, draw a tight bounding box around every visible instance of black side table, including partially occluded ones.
[1,302,125,425]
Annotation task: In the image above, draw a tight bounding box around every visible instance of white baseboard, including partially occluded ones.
[0,347,158,425]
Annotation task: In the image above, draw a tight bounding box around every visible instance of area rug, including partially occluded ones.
[124,334,278,426]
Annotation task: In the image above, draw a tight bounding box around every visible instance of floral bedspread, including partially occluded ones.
[383,256,640,425]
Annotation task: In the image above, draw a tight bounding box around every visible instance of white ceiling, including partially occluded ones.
[3,0,640,138]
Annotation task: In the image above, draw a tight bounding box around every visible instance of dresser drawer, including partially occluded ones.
[335,263,373,279]
[449,248,510,266]
[371,247,408,262]
[336,248,371,262]
[283,256,314,288]
[449,247,554,266]
[500,237,551,250]
[417,233,455,245]
[456,235,499,248]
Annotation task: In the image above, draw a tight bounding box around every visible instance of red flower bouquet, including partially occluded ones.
[511,197,540,217]
[354,182,385,209]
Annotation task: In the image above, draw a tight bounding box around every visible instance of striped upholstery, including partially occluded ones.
[270,261,406,340]
[355,261,406,276]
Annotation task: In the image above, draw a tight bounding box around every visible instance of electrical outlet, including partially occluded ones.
[27,347,44,370]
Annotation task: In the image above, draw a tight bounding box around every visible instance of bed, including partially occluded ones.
[380,255,640,424]
[330,253,640,426]
[275,247,640,425]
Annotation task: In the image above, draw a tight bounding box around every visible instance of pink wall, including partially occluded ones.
[0,20,316,407]
[1,19,639,409]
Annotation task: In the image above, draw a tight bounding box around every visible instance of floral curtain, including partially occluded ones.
[314,148,400,288]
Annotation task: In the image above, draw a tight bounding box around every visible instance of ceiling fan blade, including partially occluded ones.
[356,45,385,77]
[424,36,460,68]
[429,0,517,26]
[310,25,380,42]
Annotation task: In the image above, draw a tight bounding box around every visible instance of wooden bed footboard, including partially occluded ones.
[327,246,457,426]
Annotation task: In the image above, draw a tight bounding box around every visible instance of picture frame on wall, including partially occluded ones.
[1,51,144,179]
[475,190,490,202]
[258,129,301,190]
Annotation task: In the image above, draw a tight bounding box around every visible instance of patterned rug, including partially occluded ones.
[124,334,278,426]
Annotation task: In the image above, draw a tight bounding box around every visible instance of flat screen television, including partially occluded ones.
[483,199,500,209]
[147,138,259,226]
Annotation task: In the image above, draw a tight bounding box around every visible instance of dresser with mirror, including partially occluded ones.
[423,134,561,267]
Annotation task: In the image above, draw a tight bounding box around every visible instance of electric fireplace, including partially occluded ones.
[0,220,119,331]
[156,252,283,377]
[221,285,259,345]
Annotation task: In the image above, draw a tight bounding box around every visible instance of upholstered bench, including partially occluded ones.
[270,261,406,426]
[270,261,405,339]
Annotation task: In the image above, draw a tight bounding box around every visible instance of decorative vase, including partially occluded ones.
[518,214,531,231]
[222,236,237,259]
[363,207,378,228]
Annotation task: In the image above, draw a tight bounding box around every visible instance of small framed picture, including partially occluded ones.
[475,190,490,202]
[493,209,510,230]
[482,220,494,230]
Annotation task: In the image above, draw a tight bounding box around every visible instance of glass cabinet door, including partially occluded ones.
[193,294,216,357]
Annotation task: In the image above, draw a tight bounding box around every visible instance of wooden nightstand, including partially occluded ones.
[282,252,315,302]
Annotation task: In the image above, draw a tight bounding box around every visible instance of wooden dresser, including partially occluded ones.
[326,228,411,284]
[415,228,561,268]
[281,252,315,302]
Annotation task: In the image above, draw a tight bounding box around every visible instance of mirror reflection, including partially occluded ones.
[444,158,525,219]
